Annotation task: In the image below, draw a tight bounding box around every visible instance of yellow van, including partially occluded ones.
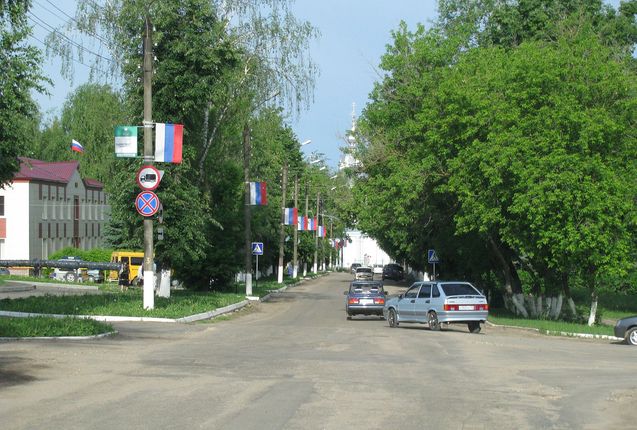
[109,251,144,284]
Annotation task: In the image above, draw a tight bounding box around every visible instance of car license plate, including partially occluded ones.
[360,299,373,305]
[459,305,474,310]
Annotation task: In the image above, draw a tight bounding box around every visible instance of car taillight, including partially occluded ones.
[348,298,359,304]
[476,304,489,311]
[444,304,458,311]
[374,298,385,305]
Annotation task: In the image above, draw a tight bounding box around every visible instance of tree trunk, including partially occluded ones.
[587,291,598,326]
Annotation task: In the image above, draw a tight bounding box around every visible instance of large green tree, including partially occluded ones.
[33,83,126,183]
[0,0,49,187]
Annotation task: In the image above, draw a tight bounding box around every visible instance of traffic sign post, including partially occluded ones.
[252,242,263,293]
[427,249,439,280]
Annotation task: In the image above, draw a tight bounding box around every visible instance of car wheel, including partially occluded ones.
[428,311,441,331]
[64,272,77,282]
[387,309,398,328]
[626,327,637,346]
[468,322,481,334]
[87,275,95,283]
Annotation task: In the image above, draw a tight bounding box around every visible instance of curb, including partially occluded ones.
[486,321,623,342]
[0,331,119,342]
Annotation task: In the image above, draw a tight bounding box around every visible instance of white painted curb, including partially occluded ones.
[486,321,623,341]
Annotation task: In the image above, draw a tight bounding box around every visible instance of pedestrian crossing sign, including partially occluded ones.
[428,249,440,263]
[252,242,264,255]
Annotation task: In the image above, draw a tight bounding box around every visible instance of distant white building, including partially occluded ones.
[0,157,110,260]
[338,104,392,268]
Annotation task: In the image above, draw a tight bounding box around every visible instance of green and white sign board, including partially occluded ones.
[115,126,138,157]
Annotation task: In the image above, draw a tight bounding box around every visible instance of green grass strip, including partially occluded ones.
[0,316,113,337]
[488,313,615,336]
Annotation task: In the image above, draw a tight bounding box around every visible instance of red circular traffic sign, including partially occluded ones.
[135,191,160,217]
[136,165,161,191]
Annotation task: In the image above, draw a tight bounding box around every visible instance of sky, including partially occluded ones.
[30,0,439,170]
[30,0,622,170]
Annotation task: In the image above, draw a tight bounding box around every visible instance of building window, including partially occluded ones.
[0,196,4,216]
[38,223,42,239]
[85,224,88,237]
[56,223,59,238]
[64,223,67,238]
[48,223,51,238]
[39,184,42,200]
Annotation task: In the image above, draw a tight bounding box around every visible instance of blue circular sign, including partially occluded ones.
[135,191,160,217]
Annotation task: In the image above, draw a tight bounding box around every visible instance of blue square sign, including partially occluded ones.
[251,242,264,255]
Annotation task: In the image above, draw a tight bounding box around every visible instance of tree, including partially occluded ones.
[33,83,126,183]
[0,0,50,187]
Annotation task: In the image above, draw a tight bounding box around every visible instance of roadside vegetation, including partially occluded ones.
[0,275,306,337]
[0,316,113,338]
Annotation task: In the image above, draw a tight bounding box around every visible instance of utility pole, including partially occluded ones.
[142,15,154,310]
[313,191,320,273]
[243,124,252,296]
[292,175,299,278]
[277,161,288,284]
[303,185,309,277]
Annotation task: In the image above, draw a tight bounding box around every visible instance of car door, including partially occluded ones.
[413,283,432,321]
[429,283,443,315]
[396,283,420,321]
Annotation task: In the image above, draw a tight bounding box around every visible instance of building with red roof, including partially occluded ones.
[0,158,110,261]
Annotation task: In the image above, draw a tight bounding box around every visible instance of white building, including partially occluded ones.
[0,157,110,260]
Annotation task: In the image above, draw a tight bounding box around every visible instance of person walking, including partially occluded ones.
[119,262,130,292]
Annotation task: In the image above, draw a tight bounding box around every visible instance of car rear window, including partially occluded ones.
[351,284,383,294]
[356,268,372,273]
[440,283,481,296]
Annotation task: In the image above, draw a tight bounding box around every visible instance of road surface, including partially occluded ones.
[1,273,635,429]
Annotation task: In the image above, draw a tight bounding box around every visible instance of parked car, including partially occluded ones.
[384,281,488,333]
[344,280,386,319]
[52,257,104,283]
[350,263,362,274]
[372,264,384,276]
[382,263,404,281]
[0,267,10,275]
[614,316,637,346]
[355,267,373,280]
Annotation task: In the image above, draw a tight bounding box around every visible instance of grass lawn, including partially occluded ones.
[0,275,304,337]
[0,316,113,337]
[488,310,616,336]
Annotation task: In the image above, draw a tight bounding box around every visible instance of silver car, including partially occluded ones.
[355,267,373,280]
[384,281,488,333]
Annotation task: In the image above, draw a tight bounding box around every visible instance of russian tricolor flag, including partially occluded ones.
[250,182,267,205]
[284,208,298,225]
[297,216,307,231]
[155,123,183,163]
[308,217,317,231]
[318,225,326,237]
[71,139,84,153]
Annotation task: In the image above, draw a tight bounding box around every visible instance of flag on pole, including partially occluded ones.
[114,126,138,157]
[249,182,267,205]
[318,225,326,237]
[284,208,298,225]
[155,123,183,163]
[71,139,84,153]
[297,215,305,231]
[308,217,318,231]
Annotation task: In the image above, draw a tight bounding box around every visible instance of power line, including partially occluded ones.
[27,10,115,65]
[28,33,111,76]
[40,0,113,50]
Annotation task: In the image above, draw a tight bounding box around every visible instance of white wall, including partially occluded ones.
[342,229,391,268]
[2,182,30,259]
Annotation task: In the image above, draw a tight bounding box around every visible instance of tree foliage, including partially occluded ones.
[353,0,637,313]
[0,0,49,187]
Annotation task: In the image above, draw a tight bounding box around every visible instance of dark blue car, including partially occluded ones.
[344,280,386,319]
[614,316,637,346]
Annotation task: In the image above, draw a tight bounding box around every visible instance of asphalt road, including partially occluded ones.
[1,273,635,429]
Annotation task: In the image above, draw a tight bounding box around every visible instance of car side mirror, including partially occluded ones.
[399,293,404,299]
